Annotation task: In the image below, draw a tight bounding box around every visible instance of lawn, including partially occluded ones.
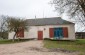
[44,39,85,52]
[0,39,30,44]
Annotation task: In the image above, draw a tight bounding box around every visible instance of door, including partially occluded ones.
[54,28,63,39]
[63,27,68,38]
[16,29,24,38]
[38,31,43,40]
[49,28,54,38]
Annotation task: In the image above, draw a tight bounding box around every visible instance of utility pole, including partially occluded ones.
[35,15,36,19]
[43,10,44,18]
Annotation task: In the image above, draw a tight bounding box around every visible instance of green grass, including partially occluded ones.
[44,39,85,52]
[0,39,30,44]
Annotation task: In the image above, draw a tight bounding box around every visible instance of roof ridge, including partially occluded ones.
[26,17,61,20]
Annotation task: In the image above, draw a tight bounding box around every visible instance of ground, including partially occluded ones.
[0,40,79,55]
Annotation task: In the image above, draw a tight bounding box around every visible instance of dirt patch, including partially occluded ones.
[0,40,79,55]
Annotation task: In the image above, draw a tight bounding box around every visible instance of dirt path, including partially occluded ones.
[0,40,78,55]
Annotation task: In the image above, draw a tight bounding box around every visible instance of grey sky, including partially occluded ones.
[0,0,60,19]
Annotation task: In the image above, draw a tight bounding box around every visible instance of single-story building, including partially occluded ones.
[8,17,75,40]
[75,32,85,39]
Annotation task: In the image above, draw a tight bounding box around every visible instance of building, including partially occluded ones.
[75,32,85,39]
[8,17,75,40]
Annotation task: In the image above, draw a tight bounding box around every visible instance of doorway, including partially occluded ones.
[38,31,43,40]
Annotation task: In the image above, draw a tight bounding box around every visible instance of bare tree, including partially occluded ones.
[51,0,85,31]
[0,15,8,39]
[7,17,28,41]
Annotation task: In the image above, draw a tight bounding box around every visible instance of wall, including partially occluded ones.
[8,24,75,40]
[8,32,17,39]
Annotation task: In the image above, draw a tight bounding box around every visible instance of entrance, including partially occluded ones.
[54,28,63,39]
[38,31,43,40]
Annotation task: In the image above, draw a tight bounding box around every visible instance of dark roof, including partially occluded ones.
[26,17,74,26]
[76,32,85,34]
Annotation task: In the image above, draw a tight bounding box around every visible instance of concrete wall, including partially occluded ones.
[8,24,75,40]
[8,32,17,39]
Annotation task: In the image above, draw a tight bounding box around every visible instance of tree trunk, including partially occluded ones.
[13,32,17,42]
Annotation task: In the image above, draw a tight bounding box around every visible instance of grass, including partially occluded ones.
[44,39,85,52]
[0,39,30,44]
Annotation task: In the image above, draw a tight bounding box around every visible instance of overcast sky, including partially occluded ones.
[0,0,62,19]
[0,0,82,31]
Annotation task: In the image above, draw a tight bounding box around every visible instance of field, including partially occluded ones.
[44,39,85,53]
